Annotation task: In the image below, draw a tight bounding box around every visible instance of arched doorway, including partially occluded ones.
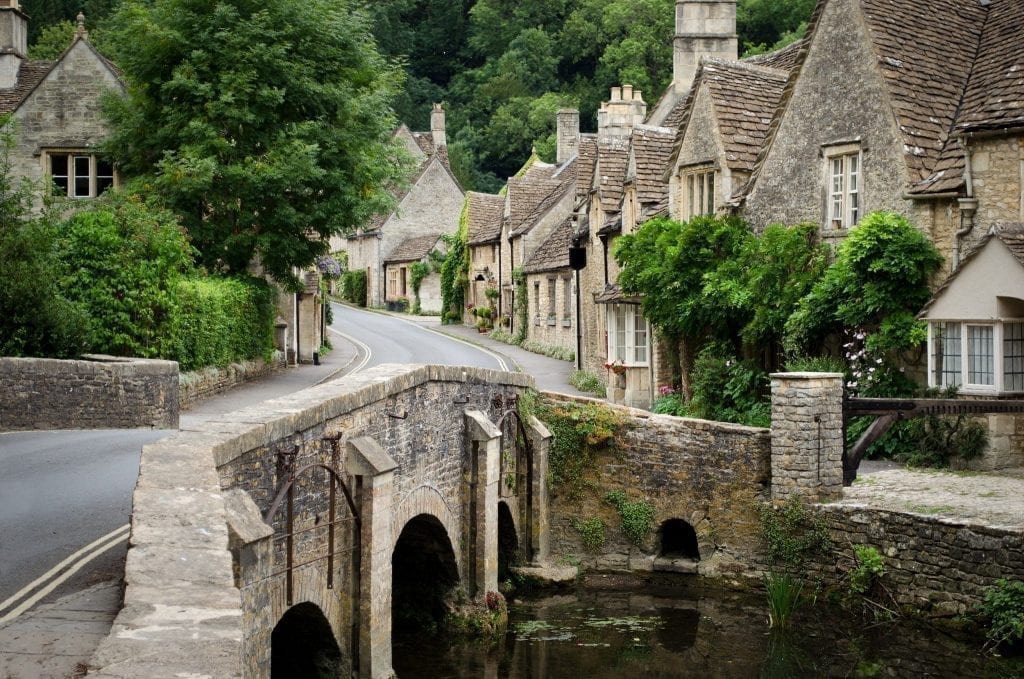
[271,602,342,678]
[659,519,700,560]
[497,501,518,583]
[391,514,460,635]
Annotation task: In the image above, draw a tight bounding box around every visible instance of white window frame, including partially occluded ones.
[607,303,649,367]
[824,144,861,230]
[680,166,716,220]
[927,320,1024,394]
[45,150,116,199]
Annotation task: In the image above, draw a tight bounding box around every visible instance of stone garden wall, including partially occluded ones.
[0,355,178,430]
[178,355,285,410]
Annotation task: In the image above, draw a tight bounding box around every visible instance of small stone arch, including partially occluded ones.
[658,518,701,560]
[271,602,343,678]
[497,500,519,582]
[391,513,460,635]
[390,484,460,559]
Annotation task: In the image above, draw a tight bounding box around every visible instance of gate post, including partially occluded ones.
[525,415,552,564]
[465,409,501,598]
[770,372,844,502]
[346,436,397,679]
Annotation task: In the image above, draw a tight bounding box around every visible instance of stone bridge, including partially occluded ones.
[87,364,549,679]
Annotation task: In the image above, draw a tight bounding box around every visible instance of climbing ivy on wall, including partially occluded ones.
[512,267,528,344]
[440,200,469,323]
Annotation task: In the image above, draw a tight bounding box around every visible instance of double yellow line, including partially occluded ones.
[0,523,129,625]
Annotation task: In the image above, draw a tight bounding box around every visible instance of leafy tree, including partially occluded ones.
[102,0,409,288]
[0,117,88,357]
[737,0,815,54]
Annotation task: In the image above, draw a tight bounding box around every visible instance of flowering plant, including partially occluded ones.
[315,255,342,278]
[604,359,626,375]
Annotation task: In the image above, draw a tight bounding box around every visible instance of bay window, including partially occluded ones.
[929,320,1024,393]
[607,304,648,366]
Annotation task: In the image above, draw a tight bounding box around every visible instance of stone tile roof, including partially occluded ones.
[596,137,630,214]
[594,283,641,305]
[661,96,690,130]
[466,191,504,245]
[576,135,598,205]
[919,223,1024,315]
[704,60,788,173]
[0,59,55,113]
[955,0,1024,134]
[384,233,442,264]
[631,125,675,204]
[509,160,576,237]
[523,216,573,273]
[743,38,806,71]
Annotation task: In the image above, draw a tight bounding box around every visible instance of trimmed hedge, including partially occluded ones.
[341,269,367,306]
[174,276,275,372]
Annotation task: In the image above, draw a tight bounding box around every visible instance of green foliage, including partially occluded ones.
[569,370,607,397]
[785,211,943,359]
[512,267,529,343]
[604,490,655,546]
[409,260,431,314]
[764,572,804,629]
[56,193,193,359]
[784,354,845,373]
[980,579,1024,650]
[0,118,88,358]
[533,397,627,498]
[173,275,275,371]
[759,498,832,572]
[341,270,368,307]
[520,339,575,362]
[848,545,885,597]
[738,0,815,54]
[574,517,606,551]
[440,201,470,322]
[102,0,408,287]
[688,347,771,427]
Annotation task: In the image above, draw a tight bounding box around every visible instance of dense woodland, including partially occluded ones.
[22,0,811,193]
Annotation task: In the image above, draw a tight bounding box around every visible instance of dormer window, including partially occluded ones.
[47,151,115,198]
[680,166,715,220]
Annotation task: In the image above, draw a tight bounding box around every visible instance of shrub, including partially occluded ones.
[604,490,655,546]
[759,497,832,572]
[520,339,574,362]
[173,276,275,371]
[980,579,1024,650]
[56,194,193,359]
[341,269,367,306]
[574,517,606,551]
[848,544,885,596]
[569,370,606,397]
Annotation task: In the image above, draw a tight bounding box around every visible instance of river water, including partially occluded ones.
[392,578,1024,678]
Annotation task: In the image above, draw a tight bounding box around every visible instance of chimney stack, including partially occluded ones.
[0,0,27,89]
[431,103,446,149]
[673,0,738,93]
[556,108,580,164]
[597,85,646,141]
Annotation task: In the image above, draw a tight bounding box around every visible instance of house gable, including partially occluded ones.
[738,0,911,237]
[394,125,427,162]
[923,237,1024,321]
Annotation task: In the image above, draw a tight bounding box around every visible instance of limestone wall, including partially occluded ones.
[543,393,771,580]
[0,355,178,430]
[178,356,285,410]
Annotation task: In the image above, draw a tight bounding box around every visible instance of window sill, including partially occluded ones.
[561,319,571,327]
[547,317,556,326]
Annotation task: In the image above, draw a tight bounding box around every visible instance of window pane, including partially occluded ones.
[633,309,647,364]
[697,175,705,216]
[933,322,962,387]
[50,154,68,195]
[563,277,571,319]
[968,325,994,385]
[1004,322,1024,391]
[73,156,91,197]
[687,175,694,219]
[706,172,715,214]
[615,306,626,362]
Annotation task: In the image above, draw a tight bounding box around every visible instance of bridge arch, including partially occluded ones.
[390,484,460,558]
[391,513,460,634]
[271,602,343,678]
[497,500,518,581]
[658,518,701,560]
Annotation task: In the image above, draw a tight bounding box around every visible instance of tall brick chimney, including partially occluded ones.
[556,108,580,164]
[673,0,738,94]
[0,0,27,89]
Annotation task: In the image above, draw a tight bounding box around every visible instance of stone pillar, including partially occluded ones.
[769,372,844,502]
[346,437,398,679]
[464,409,501,598]
[525,415,552,564]
[223,489,275,679]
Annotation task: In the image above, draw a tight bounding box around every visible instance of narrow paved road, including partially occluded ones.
[329,301,509,372]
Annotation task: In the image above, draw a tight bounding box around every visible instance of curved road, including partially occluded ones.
[329,301,509,372]
[0,304,506,625]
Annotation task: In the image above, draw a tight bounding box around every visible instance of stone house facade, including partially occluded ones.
[465,191,504,317]
[346,105,464,308]
[0,5,122,202]
[522,216,575,353]
[382,233,445,313]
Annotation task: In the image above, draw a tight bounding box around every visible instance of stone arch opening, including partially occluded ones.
[271,602,343,678]
[659,519,700,560]
[498,501,519,582]
[391,513,460,635]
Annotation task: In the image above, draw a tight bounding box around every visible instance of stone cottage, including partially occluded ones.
[346,104,464,308]
[382,232,445,313]
[0,4,122,200]
[522,216,576,353]
[464,190,504,316]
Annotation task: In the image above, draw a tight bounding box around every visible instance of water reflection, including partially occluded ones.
[392,581,1024,678]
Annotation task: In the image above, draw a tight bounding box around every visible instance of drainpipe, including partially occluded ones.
[508,234,515,335]
[600,234,609,285]
[497,240,503,321]
[953,142,978,270]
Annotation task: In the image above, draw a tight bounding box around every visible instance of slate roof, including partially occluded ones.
[595,137,630,214]
[743,38,806,71]
[508,159,576,237]
[661,96,690,130]
[594,283,642,305]
[576,135,599,206]
[384,233,442,264]
[919,223,1024,316]
[630,125,675,204]
[466,192,504,245]
[955,0,1024,134]
[0,59,53,113]
[523,217,573,273]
